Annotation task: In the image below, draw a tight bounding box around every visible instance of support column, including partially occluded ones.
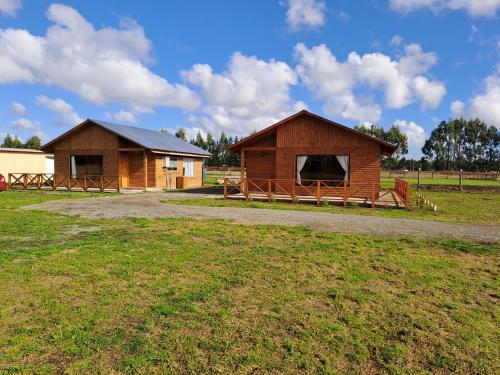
[143,150,148,189]
[240,149,245,193]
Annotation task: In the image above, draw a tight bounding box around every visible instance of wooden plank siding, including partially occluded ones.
[239,113,382,198]
[50,122,206,189]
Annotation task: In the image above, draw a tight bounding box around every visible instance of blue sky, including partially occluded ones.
[1,0,499,157]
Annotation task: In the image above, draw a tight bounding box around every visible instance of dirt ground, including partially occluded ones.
[23,191,499,243]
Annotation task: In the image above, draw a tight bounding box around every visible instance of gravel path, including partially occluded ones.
[24,192,499,243]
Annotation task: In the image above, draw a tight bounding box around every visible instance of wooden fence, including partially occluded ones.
[382,169,498,180]
[8,173,120,192]
[224,178,411,208]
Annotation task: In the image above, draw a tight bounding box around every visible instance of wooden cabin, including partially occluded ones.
[226,110,397,199]
[41,119,211,190]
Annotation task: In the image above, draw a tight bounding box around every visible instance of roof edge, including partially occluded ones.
[226,110,398,155]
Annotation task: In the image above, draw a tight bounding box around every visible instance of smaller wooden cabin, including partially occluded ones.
[226,110,397,198]
[41,119,211,190]
[0,148,53,178]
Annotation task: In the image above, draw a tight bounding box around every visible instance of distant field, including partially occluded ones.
[381,177,500,188]
[0,192,498,373]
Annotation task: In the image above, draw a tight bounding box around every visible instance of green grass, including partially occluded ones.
[0,190,107,209]
[0,193,498,373]
[381,177,500,188]
[167,190,500,225]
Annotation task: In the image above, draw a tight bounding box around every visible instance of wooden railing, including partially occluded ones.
[394,178,410,208]
[8,173,120,193]
[224,177,411,208]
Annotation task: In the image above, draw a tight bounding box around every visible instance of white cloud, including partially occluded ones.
[393,119,427,154]
[183,126,207,142]
[35,95,83,126]
[453,71,500,127]
[0,0,22,16]
[390,34,404,46]
[11,117,39,131]
[0,4,199,112]
[450,100,465,117]
[11,101,26,115]
[113,110,137,123]
[182,52,305,135]
[390,0,500,17]
[285,0,326,30]
[294,42,446,122]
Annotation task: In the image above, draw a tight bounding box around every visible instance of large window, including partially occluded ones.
[183,158,195,177]
[164,155,178,171]
[70,155,103,178]
[296,155,349,186]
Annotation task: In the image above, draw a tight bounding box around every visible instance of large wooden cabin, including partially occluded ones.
[41,119,211,190]
[226,110,397,199]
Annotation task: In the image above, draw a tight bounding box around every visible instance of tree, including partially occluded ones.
[24,136,42,150]
[175,128,187,141]
[194,131,206,149]
[1,134,24,148]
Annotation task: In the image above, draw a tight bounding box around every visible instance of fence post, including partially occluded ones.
[343,180,347,207]
[316,180,321,206]
[84,175,88,192]
[459,169,463,192]
[100,176,104,192]
[8,174,11,189]
[53,175,56,191]
[23,174,27,189]
[223,178,227,199]
[291,179,296,201]
[371,183,375,209]
[267,179,272,202]
[417,168,421,190]
[244,178,249,202]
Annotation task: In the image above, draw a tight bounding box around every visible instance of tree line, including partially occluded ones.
[1,134,42,150]
[175,128,241,167]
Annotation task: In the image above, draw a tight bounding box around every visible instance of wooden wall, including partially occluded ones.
[243,114,382,197]
[50,122,206,189]
[52,123,120,177]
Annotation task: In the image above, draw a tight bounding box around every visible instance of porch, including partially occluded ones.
[223,178,410,208]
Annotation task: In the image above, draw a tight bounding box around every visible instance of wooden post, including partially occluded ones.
[8,174,11,189]
[53,174,56,191]
[83,175,87,192]
[223,178,227,199]
[244,178,249,202]
[431,170,434,179]
[37,174,41,190]
[143,150,148,190]
[23,174,27,189]
[343,180,347,207]
[240,149,245,193]
[459,169,463,192]
[316,180,321,205]
[267,179,272,202]
[291,179,296,201]
[371,183,375,209]
[100,175,104,192]
[67,175,71,191]
[417,168,421,190]
[117,176,121,193]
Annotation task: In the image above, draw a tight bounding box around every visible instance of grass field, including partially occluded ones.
[169,190,500,225]
[380,177,500,188]
[1,191,499,373]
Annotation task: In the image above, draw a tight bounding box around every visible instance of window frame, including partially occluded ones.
[69,155,104,178]
[164,155,178,171]
[295,154,350,186]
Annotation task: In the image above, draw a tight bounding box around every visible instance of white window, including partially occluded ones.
[183,158,195,177]
[164,155,178,171]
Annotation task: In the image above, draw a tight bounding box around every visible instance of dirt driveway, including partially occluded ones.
[25,192,499,243]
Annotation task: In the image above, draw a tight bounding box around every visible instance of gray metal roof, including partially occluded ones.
[90,119,211,156]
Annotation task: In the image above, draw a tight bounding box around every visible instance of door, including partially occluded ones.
[119,152,129,187]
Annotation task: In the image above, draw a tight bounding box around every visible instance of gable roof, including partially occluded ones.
[226,110,398,156]
[41,119,211,157]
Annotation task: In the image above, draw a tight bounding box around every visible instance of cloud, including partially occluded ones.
[0,3,199,112]
[113,109,137,123]
[390,34,404,46]
[0,0,22,16]
[182,52,306,136]
[294,42,446,123]
[393,119,427,154]
[11,101,26,115]
[451,70,500,128]
[285,0,327,30]
[35,95,83,126]
[390,0,500,17]
[11,117,39,131]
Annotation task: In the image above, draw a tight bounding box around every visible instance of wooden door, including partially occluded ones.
[119,152,129,187]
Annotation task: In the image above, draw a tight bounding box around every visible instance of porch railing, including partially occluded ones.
[224,178,410,208]
[8,173,120,193]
